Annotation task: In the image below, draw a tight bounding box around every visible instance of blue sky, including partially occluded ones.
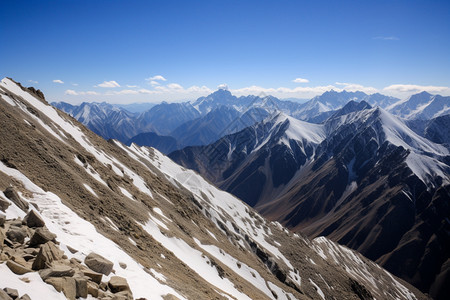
[1,0,449,103]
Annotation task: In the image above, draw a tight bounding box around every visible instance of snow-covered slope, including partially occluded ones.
[387,91,450,120]
[0,78,428,299]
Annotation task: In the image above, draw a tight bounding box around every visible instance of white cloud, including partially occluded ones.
[65,89,78,95]
[84,91,99,95]
[217,83,229,90]
[373,36,399,41]
[72,83,79,86]
[96,80,120,88]
[293,78,309,83]
[149,81,160,86]
[28,80,38,84]
[382,84,450,98]
[146,75,167,82]
[53,79,64,84]
[126,85,138,88]
[335,82,378,94]
[167,83,183,90]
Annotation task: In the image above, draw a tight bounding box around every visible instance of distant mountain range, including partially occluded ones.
[170,99,450,297]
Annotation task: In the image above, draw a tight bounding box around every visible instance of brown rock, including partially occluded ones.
[75,276,88,298]
[82,269,103,284]
[45,277,76,300]
[39,265,75,281]
[119,262,127,269]
[32,241,64,270]
[23,210,45,228]
[3,187,28,212]
[2,288,18,299]
[6,227,27,244]
[18,295,31,300]
[29,227,56,247]
[6,260,32,275]
[0,289,12,300]
[84,252,114,275]
[108,276,130,293]
[113,290,133,300]
[0,213,6,225]
[0,198,11,213]
[87,281,99,297]
[0,228,4,250]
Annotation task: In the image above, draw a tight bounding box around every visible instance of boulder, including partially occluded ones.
[6,260,32,275]
[2,288,18,299]
[75,276,88,298]
[0,213,5,226]
[23,210,45,228]
[119,262,127,269]
[3,187,28,212]
[18,295,31,300]
[6,227,27,244]
[0,289,12,300]
[82,269,103,284]
[113,290,133,300]
[108,276,130,293]
[32,241,64,270]
[87,281,99,297]
[45,277,76,300]
[84,252,114,275]
[39,265,75,281]
[29,227,56,247]
[0,198,9,213]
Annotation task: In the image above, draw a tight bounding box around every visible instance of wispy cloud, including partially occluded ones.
[293,77,309,83]
[335,82,378,94]
[146,75,167,82]
[149,81,160,86]
[96,80,120,88]
[28,80,38,84]
[53,79,64,84]
[126,84,138,88]
[65,89,100,96]
[383,84,449,94]
[72,83,79,86]
[217,83,229,90]
[373,36,399,41]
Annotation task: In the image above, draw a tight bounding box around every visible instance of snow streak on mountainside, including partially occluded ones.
[0,78,428,299]
[387,91,450,120]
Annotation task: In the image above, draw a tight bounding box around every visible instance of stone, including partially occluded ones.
[113,290,133,300]
[23,210,45,228]
[75,276,88,298]
[3,187,28,212]
[84,252,114,275]
[18,295,31,300]
[29,227,56,247]
[87,281,99,297]
[82,269,103,284]
[0,289,12,300]
[108,276,130,293]
[3,288,18,299]
[67,245,78,254]
[32,241,64,270]
[45,277,76,300]
[0,228,4,250]
[119,262,127,269]
[0,198,10,213]
[39,265,75,281]
[0,213,6,225]
[6,260,32,275]
[6,227,27,244]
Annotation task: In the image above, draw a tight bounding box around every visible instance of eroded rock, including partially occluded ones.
[6,260,32,275]
[23,210,45,228]
[29,227,56,247]
[84,252,113,275]
[32,241,64,270]
[3,187,28,212]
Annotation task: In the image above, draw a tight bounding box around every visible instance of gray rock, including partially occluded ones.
[84,252,114,275]
[45,277,76,300]
[6,260,32,275]
[0,198,9,213]
[32,241,64,270]
[0,289,12,300]
[6,227,27,244]
[82,269,103,284]
[108,276,130,293]
[23,210,45,228]
[75,276,88,298]
[3,187,28,212]
[39,265,75,281]
[3,288,18,299]
[29,227,56,247]
[0,213,5,226]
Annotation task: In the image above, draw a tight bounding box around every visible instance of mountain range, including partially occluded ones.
[0,78,432,299]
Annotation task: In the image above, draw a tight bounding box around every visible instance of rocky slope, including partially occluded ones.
[0,78,429,299]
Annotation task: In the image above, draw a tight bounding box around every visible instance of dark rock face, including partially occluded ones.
[3,187,28,212]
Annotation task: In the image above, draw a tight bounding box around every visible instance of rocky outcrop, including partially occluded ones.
[84,252,114,276]
[3,188,28,212]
